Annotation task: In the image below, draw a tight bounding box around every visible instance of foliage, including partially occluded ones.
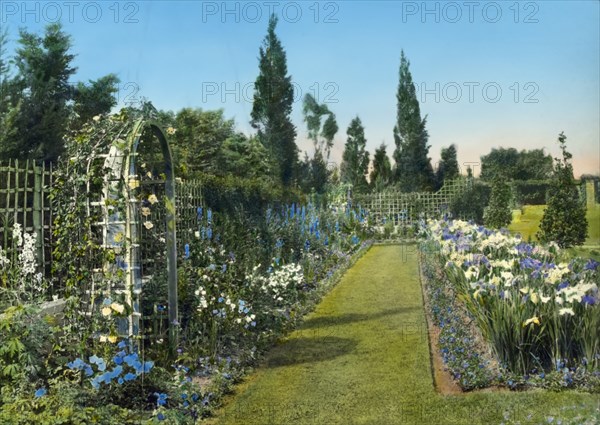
[0,23,120,162]
[423,219,600,384]
[71,74,120,128]
[341,116,370,192]
[512,180,552,205]
[537,133,588,248]
[392,50,435,192]
[369,143,392,191]
[250,14,298,186]
[420,244,495,389]
[480,147,553,181]
[300,93,339,194]
[450,180,490,224]
[483,176,513,229]
[170,108,235,177]
[435,144,459,189]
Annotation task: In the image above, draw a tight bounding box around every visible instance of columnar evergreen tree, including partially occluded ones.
[392,50,435,192]
[483,175,513,229]
[370,143,392,191]
[341,116,370,192]
[436,144,460,189]
[537,132,588,247]
[250,14,297,186]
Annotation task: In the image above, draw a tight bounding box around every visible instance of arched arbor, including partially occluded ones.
[54,108,178,349]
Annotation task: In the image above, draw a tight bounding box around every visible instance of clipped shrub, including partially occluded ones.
[537,133,588,248]
[483,176,513,229]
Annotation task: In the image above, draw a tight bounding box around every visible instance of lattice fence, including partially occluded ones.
[0,159,54,274]
[353,178,470,225]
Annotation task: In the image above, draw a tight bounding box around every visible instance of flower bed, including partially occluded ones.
[420,219,600,392]
[0,202,373,423]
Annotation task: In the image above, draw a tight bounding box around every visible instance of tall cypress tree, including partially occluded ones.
[250,14,297,186]
[392,50,435,192]
[341,116,369,192]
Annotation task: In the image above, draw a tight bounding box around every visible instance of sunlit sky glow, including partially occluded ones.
[2,0,599,176]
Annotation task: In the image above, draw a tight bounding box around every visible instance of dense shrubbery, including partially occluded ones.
[449,180,490,224]
[512,180,552,205]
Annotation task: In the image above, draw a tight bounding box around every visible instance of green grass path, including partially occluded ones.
[209,245,599,425]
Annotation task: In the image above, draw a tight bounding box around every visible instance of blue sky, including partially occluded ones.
[2,1,599,176]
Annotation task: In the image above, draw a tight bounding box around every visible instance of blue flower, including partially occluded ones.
[157,413,165,421]
[184,244,190,259]
[34,387,47,398]
[197,207,203,218]
[117,340,127,349]
[124,373,136,381]
[154,392,168,406]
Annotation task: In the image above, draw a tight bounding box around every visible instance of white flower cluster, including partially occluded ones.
[262,263,304,298]
[19,231,37,277]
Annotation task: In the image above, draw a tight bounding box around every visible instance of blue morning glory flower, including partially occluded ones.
[124,373,136,381]
[117,340,127,349]
[184,244,190,259]
[157,413,165,421]
[34,388,47,398]
[154,392,168,406]
[123,353,139,367]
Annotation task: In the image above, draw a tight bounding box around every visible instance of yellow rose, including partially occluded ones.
[101,307,112,317]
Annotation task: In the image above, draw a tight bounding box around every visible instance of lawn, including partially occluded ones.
[509,203,600,261]
[207,245,600,425]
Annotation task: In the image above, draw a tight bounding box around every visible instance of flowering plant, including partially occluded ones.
[423,219,599,377]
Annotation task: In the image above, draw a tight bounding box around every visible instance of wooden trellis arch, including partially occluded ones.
[99,118,178,346]
[66,111,180,349]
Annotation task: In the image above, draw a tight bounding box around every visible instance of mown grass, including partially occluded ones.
[509,203,600,261]
[207,245,600,425]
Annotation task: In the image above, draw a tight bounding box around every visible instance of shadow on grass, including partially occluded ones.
[299,306,421,330]
[266,336,357,368]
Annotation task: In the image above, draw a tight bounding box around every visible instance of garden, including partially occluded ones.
[1,9,599,425]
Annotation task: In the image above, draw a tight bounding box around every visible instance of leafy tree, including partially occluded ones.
[218,133,275,181]
[537,132,587,247]
[250,14,297,186]
[515,149,553,180]
[300,93,338,194]
[0,24,120,162]
[436,144,459,189]
[171,108,235,177]
[370,143,392,191]
[480,147,553,181]
[0,23,76,161]
[392,50,435,192]
[483,175,513,229]
[72,74,120,127]
[341,116,370,192]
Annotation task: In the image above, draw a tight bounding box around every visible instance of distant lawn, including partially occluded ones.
[508,203,600,261]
